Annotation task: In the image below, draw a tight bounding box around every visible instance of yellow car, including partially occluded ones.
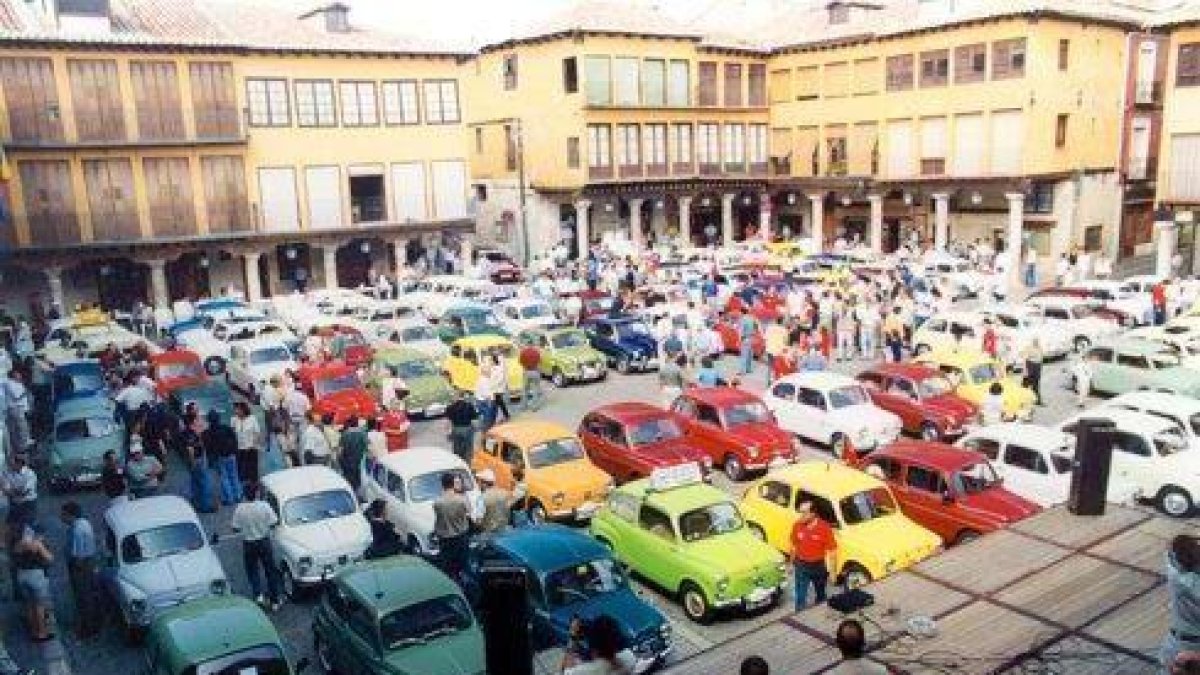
[765,241,810,270]
[444,335,524,395]
[473,420,613,523]
[740,462,941,587]
[913,348,1035,420]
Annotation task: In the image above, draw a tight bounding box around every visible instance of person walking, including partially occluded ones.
[1073,353,1095,408]
[299,412,332,467]
[476,357,498,431]
[59,502,99,639]
[519,340,543,412]
[1022,339,1045,406]
[445,391,478,465]
[432,472,472,584]
[3,370,31,453]
[738,310,757,376]
[658,353,686,408]
[100,450,127,501]
[3,453,38,530]
[1024,246,1038,288]
[364,499,405,560]
[1162,535,1200,675]
[488,352,512,424]
[764,318,788,385]
[883,308,905,363]
[11,525,53,642]
[338,417,368,494]
[202,410,242,506]
[475,469,518,535]
[231,402,262,488]
[228,483,282,610]
[790,500,837,611]
[125,440,164,498]
[1154,280,1169,326]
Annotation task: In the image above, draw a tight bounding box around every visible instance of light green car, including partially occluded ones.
[49,396,121,492]
[1082,339,1200,398]
[516,327,608,387]
[370,346,455,418]
[144,596,306,674]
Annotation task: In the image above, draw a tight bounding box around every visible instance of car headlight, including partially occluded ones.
[716,577,729,596]
[298,556,313,573]
[129,599,147,618]
[210,579,229,595]
[747,445,760,459]
[659,622,672,640]
[552,492,566,506]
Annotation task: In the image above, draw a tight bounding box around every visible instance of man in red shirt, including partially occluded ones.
[790,500,838,611]
[518,342,543,412]
[1152,280,1168,326]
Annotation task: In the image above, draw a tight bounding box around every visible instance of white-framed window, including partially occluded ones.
[422,80,460,123]
[642,59,666,106]
[723,123,746,165]
[246,78,289,127]
[584,56,611,106]
[381,80,420,125]
[588,124,612,168]
[614,57,640,106]
[698,123,721,165]
[294,80,336,127]
[339,81,378,126]
[672,123,693,164]
[616,124,640,166]
[749,124,768,164]
[667,60,690,106]
[644,124,667,165]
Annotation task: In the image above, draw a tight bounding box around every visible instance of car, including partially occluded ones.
[360,448,480,556]
[740,462,942,588]
[101,495,230,637]
[179,317,296,371]
[294,361,409,450]
[1102,390,1200,451]
[369,346,455,418]
[434,304,508,344]
[472,421,613,523]
[225,338,297,403]
[149,349,210,397]
[922,253,985,299]
[48,395,120,491]
[144,596,306,675]
[312,323,373,367]
[578,402,713,483]
[49,359,107,407]
[910,311,988,355]
[568,289,617,322]
[497,297,560,334]
[913,348,1035,420]
[1123,325,1200,368]
[261,465,372,594]
[478,247,524,284]
[1059,408,1199,518]
[1070,280,1154,325]
[763,372,902,455]
[1026,287,1140,328]
[443,335,525,396]
[312,557,485,675]
[975,305,1074,359]
[469,525,672,668]
[170,379,235,427]
[583,315,660,374]
[1022,296,1124,352]
[349,300,418,342]
[956,423,1077,509]
[385,316,450,363]
[1080,340,1200,398]
[855,363,978,441]
[589,465,787,623]
[515,326,607,387]
[670,387,797,480]
[39,309,160,368]
[861,440,1040,545]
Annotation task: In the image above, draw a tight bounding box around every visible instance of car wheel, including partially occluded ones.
[915,344,931,356]
[920,422,941,441]
[842,563,872,589]
[723,454,746,482]
[1158,486,1195,518]
[314,632,341,674]
[748,522,767,542]
[119,607,143,645]
[617,357,631,374]
[281,565,300,601]
[680,582,713,624]
[1073,336,1091,353]
[552,369,567,388]
[954,530,981,546]
[203,355,227,376]
[830,433,847,457]
[528,500,548,525]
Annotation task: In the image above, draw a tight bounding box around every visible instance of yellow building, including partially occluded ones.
[0,0,472,312]
[1153,6,1200,276]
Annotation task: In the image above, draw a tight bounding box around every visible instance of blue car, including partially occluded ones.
[583,315,659,374]
[170,379,234,427]
[49,395,121,491]
[51,360,107,408]
[471,525,672,670]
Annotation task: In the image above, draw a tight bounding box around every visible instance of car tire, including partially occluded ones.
[1158,486,1195,518]
[1073,336,1091,353]
[680,582,713,624]
[723,454,747,482]
[954,530,981,546]
[748,522,767,542]
[528,500,548,525]
[315,632,341,674]
[203,355,227,376]
[842,563,872,590]
[552,369,567,388]
[920,422,941,441]
[830,433,847,457]
[617,357,631,374]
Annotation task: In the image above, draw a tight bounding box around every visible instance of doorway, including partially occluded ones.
[350,175,386,223]
[96,259,150,311]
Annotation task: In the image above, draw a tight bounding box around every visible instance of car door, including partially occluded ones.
[691,402,728,464]
[384,468,415,537]
[749,479,794,550]
[590,323,617,358]
[765,381,802,434]
[796,387,831,443]
[897,463,954,541]
[342,594,384,674]
[580,414,621,479]
[672,397,717,463]
[1106,430,1154,503]
[626,504,679,589]
[887,378,924,431]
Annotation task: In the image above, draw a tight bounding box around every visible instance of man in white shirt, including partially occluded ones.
[299,412,332,466]
[228,483,282,610]
[115,376,154,415]
[3,371,31,453]
[283,387,311,440]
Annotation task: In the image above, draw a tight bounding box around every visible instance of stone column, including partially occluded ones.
[44,267,65,312]
[868,194,884,255]
[628,198,645,250]
[721,193,736,245]
[243,251,263,302]
[677,196,693,245]
[1005,193,1025,291]
[1156,218,1179,279]
[459,237,474,273]
[321,243,339,290]
[650,200,668,244]
[575,199,591,259]
[759,192,772,241]
[932,193,951,252]
[148,259,170,310]
[808,194,825,253]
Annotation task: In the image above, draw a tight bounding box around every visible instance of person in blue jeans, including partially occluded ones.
[202,410,242,506]
[791,500,837,611]
[738,310,757,375]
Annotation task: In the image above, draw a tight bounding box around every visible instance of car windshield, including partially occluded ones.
[157,361,203,380]
[723,402,772,426]
[545,558,627,608]
[249,347,291,365]
[628,418,684,445]
[379,594,474,650]
[839,487,897,525]
[184,645,290,675]
[616,322,651,339]
[394,359,437,379]
[952,462,1001,495]
[528,437,586,468]
[314,372,359,398]
[54,371,105,396]
[282,489,356,526]
[1154,429,1189,456]
[679,502,743,542]
[968,363,1000,383]
[918,377,955,398]
[1150,353,1182,369]
[120,523,204,563]
[585,297,614,311]
[551,331,589,349]
[408,469,475,502]
[56,417,116,442]
[520,304,552,319]
[463,312,502,329]
[828,385,870,409]
[400,326,438,342]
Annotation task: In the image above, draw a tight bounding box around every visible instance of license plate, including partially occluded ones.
[425,404,446,416]
[75,471,101,483]
[582,367,596,378]
[576,502,599,518]
[747,587,773,603]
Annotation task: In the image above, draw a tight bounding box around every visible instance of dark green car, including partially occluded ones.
[144,596,306,675]
[435,305,508,344]
[312,557,486,675]
[369,346,455,418]
[516,327,608,387]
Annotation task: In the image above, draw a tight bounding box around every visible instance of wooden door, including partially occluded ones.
[188,61,239,138]
[83,158,139,241]
[17,160,78,245]
[143,157,196,238]
[0,57,63,142]
[130,61,184,140]
[201,155,249,233]
[67,59,125,142]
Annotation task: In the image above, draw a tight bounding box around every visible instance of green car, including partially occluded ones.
[370,346,455,418]
[516,327,608,387]
[1082,339,1200,398]
[312,557,485,675]
[589,473,786,624]
[49,395,121,492]
[436,305,508,344]
[144,596,307,675]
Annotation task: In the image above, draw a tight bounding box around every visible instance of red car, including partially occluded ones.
[861,440,1040,545]
[670,387,796,481]
[1027,288,1136,327]
[725,291,784,323]
[578,402,712,483]
[150,349,209,398]
[295,361,409,451]
[714,316,766,358]
[855,363,977,441]
[314,324,373,368]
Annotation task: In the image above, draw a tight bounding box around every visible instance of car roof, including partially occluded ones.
[777,371,857,389]
[151,596,280,669]
[338,556,462,615]
[105,495,199,535]
[1062,408,1177,434]
[681,386,761,406]
[491,524,609,573]
[592,402,673,423]
[616,478,732,514]
[53,395,115,419]
[1107,391,1200,414]
[53,359,102,374]
[920,348,995,366]
[454,335,515,349]
[966,423,1071,449]
[874,440,983,472]
[488,420,575,448]
[1100,338,1177,355]
[860,362,941,380]
[261,465,352,500]
[766,461,884,498]
[373,447,465,477]
[373,346,429,363]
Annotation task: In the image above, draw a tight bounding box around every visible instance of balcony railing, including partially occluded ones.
[770,156,792,176]
[1134,81,1163,106]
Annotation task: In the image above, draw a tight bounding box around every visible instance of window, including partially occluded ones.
[246,78,289,127]
[567,136,580,169]
[585,56,611,105]
[644,124,667,169]
[919,49,949,87]
[770,382,797,400]
[422,80,460,123]
[954,44,987,84]
[504,124,517,171]
[697,122,720,170]
[563,57,578,93]
[338,81,378,126]
[503,54,518,90]
[615,124,640,167]
[795,490,839,526]
[1111,431,1152,457]
[724,63,743,106]
[587,124,612,169]
[667,60,690,106]
[643,58,666,106]
[1058,39,1070,71]
[1004,444,1048,474]
[639,506,675,541]
[696,403,722,426]
[826,131,847,176]
[961,437,1001,460]
[796,65,820,99]
[1055,114,1068,148]
[992,38,1027,80]
[672,123,693,166]
[749,124,768,167]
[905,465,946,494]
[748,63,767,106]
[824,61,849,98]
[886,54,914,91]
[1178,43,1200,87]
[870,457,903,481]
[853,57,879,95]
[698,61,718,106]
[614,57,640,106]
[381,80,419,125]
[798,387,826,410]
[293,80,335,127]
[759,481,792,507]
[723,123,746,170]
[1117,353,1150,369]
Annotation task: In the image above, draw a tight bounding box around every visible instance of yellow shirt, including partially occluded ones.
[764,324,789,356]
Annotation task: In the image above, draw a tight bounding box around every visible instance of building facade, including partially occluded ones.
[1154,8,1200,276]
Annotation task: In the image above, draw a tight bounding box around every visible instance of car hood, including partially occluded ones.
[922,395,978,423]
[630,439,709,469]
[723,422,792,450]
[407,375,455,402]
[552,345,605,364]
[122,548,224,599]
[382,625,485,675]
[550,588,664,642]
[528,461,610,497]
[316,390,378,419]
[280,516,371,555]
[685,532,781,578]
[53,435,121,462]
[840,514,941,557]
[829,405,899,429]
[959,487,1042,523]
[616,334,657,354]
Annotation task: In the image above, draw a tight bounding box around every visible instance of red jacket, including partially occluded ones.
[518,345,541,370]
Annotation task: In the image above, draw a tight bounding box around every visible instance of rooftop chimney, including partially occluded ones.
[322,2,350,33]
[52,0,112,33]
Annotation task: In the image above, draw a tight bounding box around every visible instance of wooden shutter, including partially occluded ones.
[189,61,239,138]
[304,165,344,229]
[698,62,718,106]
[202,156,249,233]
[431,160,468,220]
[390,162,428,222]
[68,59,125,141]
[131,61,184,140]
[0,58,63,142]
[886,120,914,177]
[723,63,743,107]
[83,159,139,241]
[748,63,766,106]
[18,160,78,245]
[258,167,300,232]
[989,110,1024,174]
[952,113,984,175]
[143,157,196,238]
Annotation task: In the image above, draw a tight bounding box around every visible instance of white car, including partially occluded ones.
[359,447,481,556]
[763,372,902,454]
[956,423,1076,509]
[497,298,560,334]
[350,301,417,342]
[178,318,297,373]
[1102,391,1200,452]
[39,314,161,367]
[261,466,371,594]
[976,305,1073,359]
[1021,296,1123,352]
[225,338,297,401]
[911,311,987,355]
[102,496,229,632]
[1123,326,1200,368]
[1058,407,1198,518]
[1071,280,1153,325]
[923,253,985,299]
[385,317,450,363]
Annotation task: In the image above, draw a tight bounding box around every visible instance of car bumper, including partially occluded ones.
[294,554,363,585]
[549,501,601,521]
[746,454,797,471]
[406,402,449,418]
[713,584,784,611]
[564,365,606,382]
